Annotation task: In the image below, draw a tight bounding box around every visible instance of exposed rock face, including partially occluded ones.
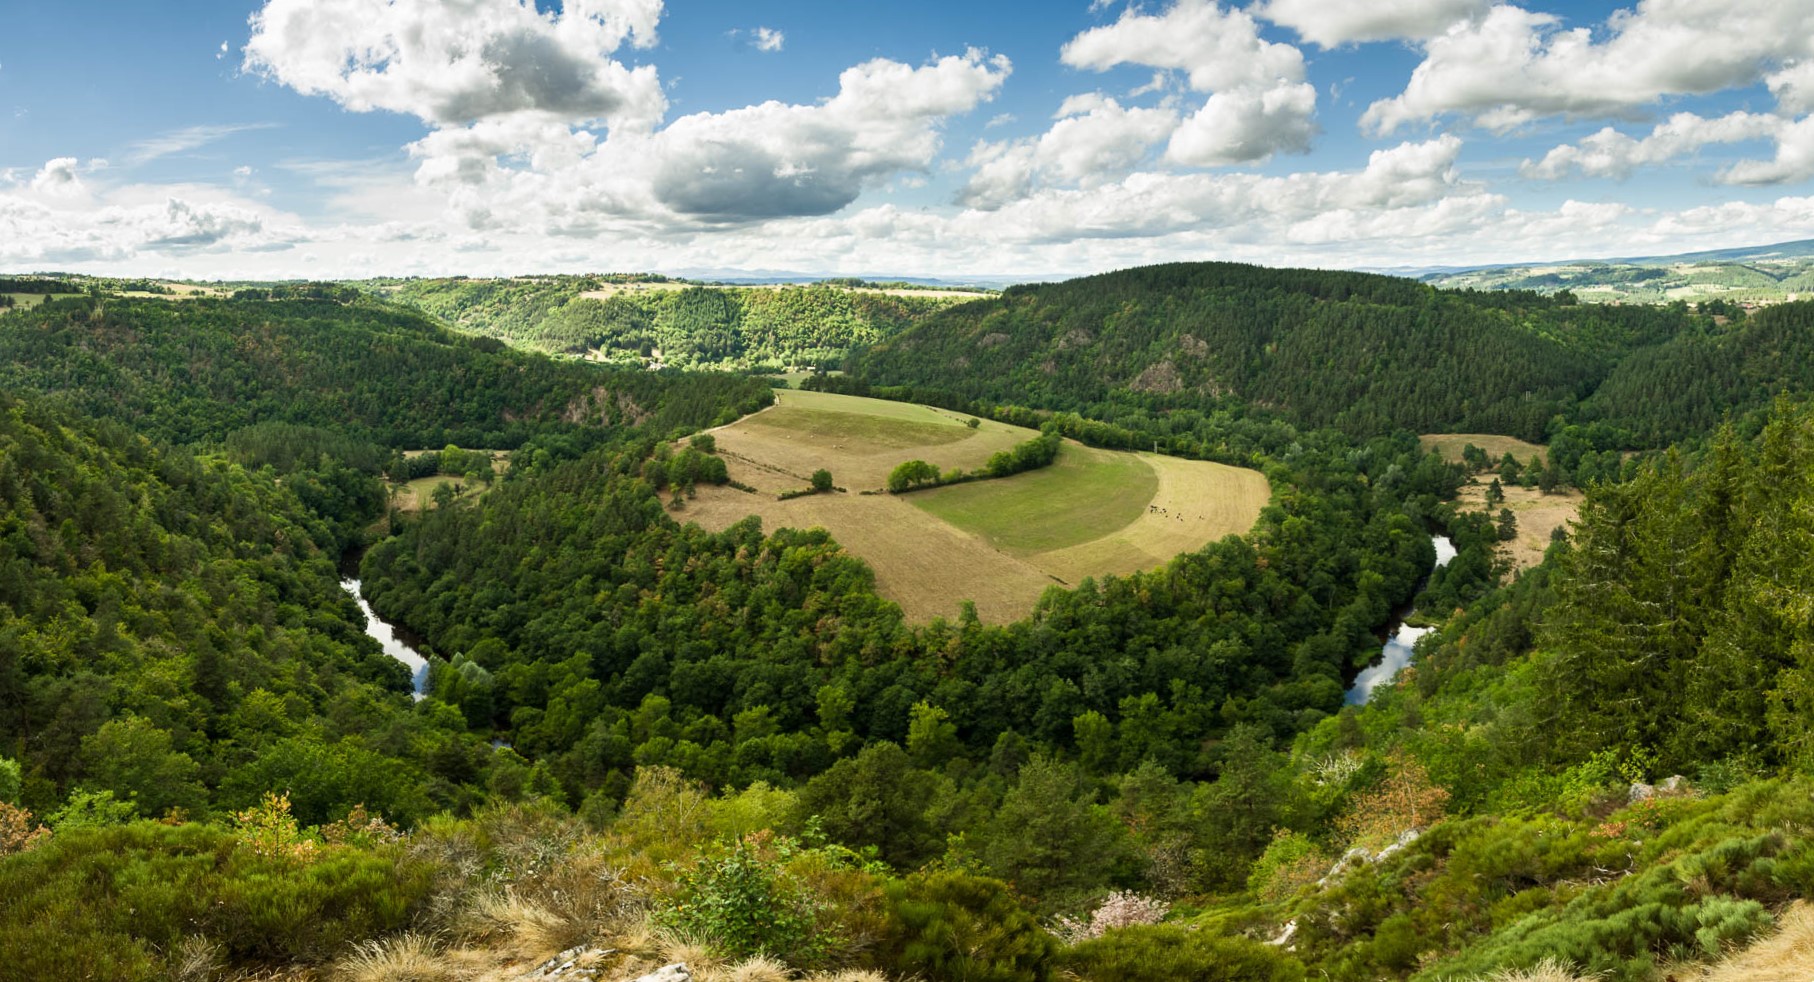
[1130,359,1183,394]
[1629,775,1693,803]
[1319,829,1421,886]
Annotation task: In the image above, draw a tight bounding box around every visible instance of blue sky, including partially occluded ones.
[5,0,1814,278]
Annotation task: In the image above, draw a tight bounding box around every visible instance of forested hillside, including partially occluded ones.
[1252,400,1814,980]
[0,295,774,447]
[855,262,1697,442]
[376,276,970,369]
[1580,301,1814,443]
[0,392,484,827]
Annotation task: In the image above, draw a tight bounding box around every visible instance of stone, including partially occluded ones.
[624,964,692,982]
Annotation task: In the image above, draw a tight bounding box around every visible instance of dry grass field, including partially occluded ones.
[678,390,1270,623]
[1456,480,1583,570]
[1420,433,1550,465]
[2,293,81,310]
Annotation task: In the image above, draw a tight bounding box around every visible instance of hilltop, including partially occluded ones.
[1419,236,1814,304]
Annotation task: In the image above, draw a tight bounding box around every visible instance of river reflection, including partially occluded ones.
[341,578,429,699]
[1344,536,1455,706]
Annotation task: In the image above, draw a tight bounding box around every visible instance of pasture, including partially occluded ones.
[2,293,81,310]
[1420,433,1550,465]
[390,451,511,512]
[679,390,1270,623]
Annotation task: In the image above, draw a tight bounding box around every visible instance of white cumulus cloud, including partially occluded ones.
[961,95,1178,208]
[1259,0,1488,47]
[243,0,666,128]
[1522,111,1782,180]
[405,49,1012,227]
[1720,115,1814,185]
[0,159,302,265]
[1061,0,1315,165]
[1364,1,1814,135]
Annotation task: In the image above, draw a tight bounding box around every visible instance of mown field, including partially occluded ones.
[680,390,1269,622]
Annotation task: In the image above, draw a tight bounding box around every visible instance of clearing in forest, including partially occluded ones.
[390,451,512,512]
[1420,433,1550,465]
[679,389,1270,623]
[1456,481,1583,570]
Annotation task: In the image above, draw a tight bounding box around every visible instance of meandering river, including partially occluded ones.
[343,533,1452,709]
[341,578,429,700]
[1344,535,1455,706]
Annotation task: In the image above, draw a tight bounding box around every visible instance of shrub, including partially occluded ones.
[0,801,49,856]
[872,871,1056,982]
[656,837,825,965]
[232,791,317,863]
[0,821,437,978]
[46,789,138,831]
[1337,751,1450,848]
[1248,830,1327,902]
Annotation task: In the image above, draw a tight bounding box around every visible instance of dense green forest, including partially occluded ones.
[853,262,1711,443]
[0,295,774,448]
[5,265,1814,981]
[356,418,1449,811]
[0,392,479,827]
[374,276,973,369]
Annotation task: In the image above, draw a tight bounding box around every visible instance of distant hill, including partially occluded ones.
[853,262,1699,442]
[1420,237,1814,304]
[367,275,982,370]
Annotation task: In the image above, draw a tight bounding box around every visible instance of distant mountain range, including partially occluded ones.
[673,239,1814,302]
[1398,238,1814,303]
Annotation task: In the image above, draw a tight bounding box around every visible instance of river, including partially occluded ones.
[345,533,1451,707]
[340,578,430,700]
[1344,535,1455,706]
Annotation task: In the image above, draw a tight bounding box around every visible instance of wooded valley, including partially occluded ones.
[1,268,1811,982]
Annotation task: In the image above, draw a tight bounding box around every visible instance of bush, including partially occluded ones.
[0,821,437,979]
[655,837,825,965]
[872,871,1056,982]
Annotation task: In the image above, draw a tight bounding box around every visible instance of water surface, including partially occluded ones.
[1343,535,1454,706]
[341,578,429,699]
